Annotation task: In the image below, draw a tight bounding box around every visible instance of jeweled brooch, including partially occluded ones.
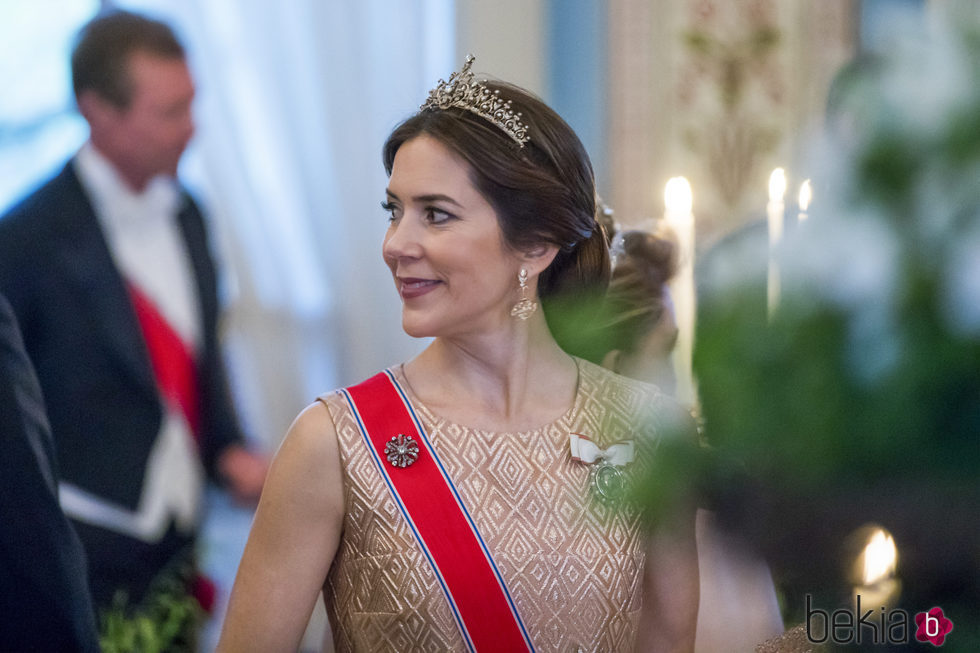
[385,433,420,468]
[569,433,635,506]
[589,461,628,505]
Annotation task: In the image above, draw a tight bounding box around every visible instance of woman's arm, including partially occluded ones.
[217,401,345,651]
[635,398,701,652]
[635,506,700,653]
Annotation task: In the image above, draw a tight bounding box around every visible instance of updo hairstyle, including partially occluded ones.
[382,79,611,347]
[591,228,678,360]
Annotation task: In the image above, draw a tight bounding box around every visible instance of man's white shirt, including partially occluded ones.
[61,143,205,543]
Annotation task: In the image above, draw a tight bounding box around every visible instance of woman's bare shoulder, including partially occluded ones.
[288,396,340,443]
[265,397,344,500]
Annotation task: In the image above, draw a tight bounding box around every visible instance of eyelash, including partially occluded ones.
[381,200,400,223]
[425,208,454,224]
[381,201,455,225]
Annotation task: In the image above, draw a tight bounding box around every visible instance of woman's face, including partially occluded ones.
[382,135,523,339]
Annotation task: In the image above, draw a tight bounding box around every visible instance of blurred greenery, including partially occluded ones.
[98,556,205,653]
[637,7,980,652]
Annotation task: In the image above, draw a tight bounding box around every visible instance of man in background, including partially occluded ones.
[0,9,267,620]
[0,292,100,652]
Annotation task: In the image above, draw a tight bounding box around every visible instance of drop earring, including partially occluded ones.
[510,268,538,320]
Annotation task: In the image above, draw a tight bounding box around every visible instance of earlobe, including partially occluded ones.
[76,92,97,121]
[76,92,109,126]
[77,91,123,129]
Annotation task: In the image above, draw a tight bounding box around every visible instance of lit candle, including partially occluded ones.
[664,176,696,406]
[798,179,812,222]
[852,527,901,610]
[767,168,786,317]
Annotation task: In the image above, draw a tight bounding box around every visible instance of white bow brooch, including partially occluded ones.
[569,433,635,504]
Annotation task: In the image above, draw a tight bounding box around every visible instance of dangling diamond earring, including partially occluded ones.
[510,268,538,320]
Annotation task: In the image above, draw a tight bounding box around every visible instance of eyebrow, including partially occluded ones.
[385,189,464,208]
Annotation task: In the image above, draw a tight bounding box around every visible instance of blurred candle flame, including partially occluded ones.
[862,528,897,585]
[798,179,812,213]
[769,168,787,203]
[665,176,693,215]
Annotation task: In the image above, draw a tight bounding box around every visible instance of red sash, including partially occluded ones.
[341,371,535,653]
[127,282,200,439]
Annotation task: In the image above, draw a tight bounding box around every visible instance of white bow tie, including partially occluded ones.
[569,433,635,466]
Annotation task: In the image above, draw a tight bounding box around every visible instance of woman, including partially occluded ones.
[218,57,698,652]
[595,228,680,394]
[593,227,785,652]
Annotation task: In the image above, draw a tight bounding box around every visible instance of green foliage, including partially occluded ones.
[689,6,980,493]
[99,573,204,653]
[643,6,980,640]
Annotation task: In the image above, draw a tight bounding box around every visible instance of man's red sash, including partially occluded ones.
[127,283,199,439]
[341,370,535,653]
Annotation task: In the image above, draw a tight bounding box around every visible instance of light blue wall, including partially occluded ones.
[546,0,608,193]
[859,0,925,53]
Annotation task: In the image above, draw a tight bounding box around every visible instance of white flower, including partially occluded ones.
[875,10,974,138]
[782,208,900,313]
[780,207,904,385]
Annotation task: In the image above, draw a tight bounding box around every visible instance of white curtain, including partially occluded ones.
[107,2,452,648]
[114,0,452,448]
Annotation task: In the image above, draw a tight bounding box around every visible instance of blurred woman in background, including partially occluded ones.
[591,223,785,653]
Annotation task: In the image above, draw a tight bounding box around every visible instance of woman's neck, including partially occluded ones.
[403,318,578,432]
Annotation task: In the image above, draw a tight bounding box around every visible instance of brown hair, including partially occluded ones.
[602,229,678,354]
[382,79,610,352]
[71,10,185,108]
[573,228,677,364]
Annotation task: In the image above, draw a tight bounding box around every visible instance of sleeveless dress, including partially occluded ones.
[317,358,672,652]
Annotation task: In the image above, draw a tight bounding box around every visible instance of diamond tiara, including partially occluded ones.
[420,55,530,147]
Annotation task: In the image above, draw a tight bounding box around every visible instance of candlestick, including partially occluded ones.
[767,168,786,318]
[664,177,696,406]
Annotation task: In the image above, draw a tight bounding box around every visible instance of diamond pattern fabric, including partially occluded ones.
[318,358,669,652]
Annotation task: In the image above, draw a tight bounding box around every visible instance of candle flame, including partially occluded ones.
[862,528,897,585]
[769,168,787,203]
[798,179,813,212]
[665,177,693,215]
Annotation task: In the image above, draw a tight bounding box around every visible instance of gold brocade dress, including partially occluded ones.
[317,358,670,652]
